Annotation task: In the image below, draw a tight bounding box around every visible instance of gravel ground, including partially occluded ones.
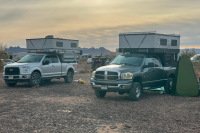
[0,73,200,133]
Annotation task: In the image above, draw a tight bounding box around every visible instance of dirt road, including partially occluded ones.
[0,73,199,133]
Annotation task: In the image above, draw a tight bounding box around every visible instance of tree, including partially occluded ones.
[180,49,196,58]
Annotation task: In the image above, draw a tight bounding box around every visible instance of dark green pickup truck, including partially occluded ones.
[90,54,176,101]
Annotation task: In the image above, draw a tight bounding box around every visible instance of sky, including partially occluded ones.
[1,0,200,51]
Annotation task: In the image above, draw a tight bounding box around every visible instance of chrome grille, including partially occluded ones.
[95,71,105,80]
[107,71,118,80]
[95,71,119,80]
[5,67,20,75]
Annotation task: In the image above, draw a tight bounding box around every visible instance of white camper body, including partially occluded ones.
[118,32,180,67]
[119,32,180,50]
[26,35,79,54]
[26,35,80,63]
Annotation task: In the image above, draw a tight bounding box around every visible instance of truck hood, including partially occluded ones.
[5,62,40,68]
[96,64,140,73]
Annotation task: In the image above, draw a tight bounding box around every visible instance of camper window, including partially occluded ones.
[56,42,63,47]
[160,39,167,46]
[171,40,177,46]
[71,43,77,48]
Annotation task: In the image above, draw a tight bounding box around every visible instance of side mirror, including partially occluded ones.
[43,60,50,65]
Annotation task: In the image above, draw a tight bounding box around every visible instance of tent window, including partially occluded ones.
[71,43,77,48]
[160,39,167,46]
[171,40,177,46]
[56,41,63,47]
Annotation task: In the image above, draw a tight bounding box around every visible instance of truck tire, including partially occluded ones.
[164,78,175,95]
[95,90,106,98]
[29,71,41,87]
[64,70,74,83]
[5,82,17,87]
[129,82,142,101]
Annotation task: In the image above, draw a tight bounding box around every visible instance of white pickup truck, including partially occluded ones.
[3,53,76,87]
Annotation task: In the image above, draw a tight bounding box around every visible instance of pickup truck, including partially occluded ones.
[90,54,176,100]
[3,53,76,87]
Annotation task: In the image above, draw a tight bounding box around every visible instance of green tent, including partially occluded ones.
[175,55,199,96]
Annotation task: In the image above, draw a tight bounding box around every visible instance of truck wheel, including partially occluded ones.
[129,82,142,101]
[29,71,41,87]
[95,90,106,98]
[64,70,74,83]
[164,78,175,94]
[5,82,17,87]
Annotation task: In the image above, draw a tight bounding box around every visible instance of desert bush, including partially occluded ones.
[0,44,8,72]
[180,49,196,58]
[78,59,92,73]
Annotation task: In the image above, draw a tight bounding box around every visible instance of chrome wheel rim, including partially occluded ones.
[136,86,141,98]
[31,72,41,85]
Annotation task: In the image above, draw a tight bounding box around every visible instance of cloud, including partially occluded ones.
[0,0,200,50]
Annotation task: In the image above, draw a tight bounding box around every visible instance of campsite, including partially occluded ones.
[0,71,200,133]
[1,1,200,132]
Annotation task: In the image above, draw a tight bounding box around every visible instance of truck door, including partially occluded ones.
[41,55,52,77]
[142,58,165,87]
[50,55,62,76]
[41,55,61,77]
[151,58,166,87]
[142,58,157,87]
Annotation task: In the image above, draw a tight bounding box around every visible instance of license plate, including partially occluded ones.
[8,76,13,79]
[101,86,107,90]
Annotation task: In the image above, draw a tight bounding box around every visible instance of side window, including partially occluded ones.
[144,58,162,68]
[144,58,155,67]
[44,55,59,63]
[51,56,59,63]
[43,56,51,63]
[153,59,162,67]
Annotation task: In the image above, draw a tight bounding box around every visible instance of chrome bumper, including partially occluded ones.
[90,79,132,92]
[3,74,31,80]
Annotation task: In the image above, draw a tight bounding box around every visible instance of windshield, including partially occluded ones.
[110,55,144,66]
[17,54,44,63]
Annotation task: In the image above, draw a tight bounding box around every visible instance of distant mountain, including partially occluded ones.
[81,47,112,57]
[5,46,112,57]
[5,46,26,54]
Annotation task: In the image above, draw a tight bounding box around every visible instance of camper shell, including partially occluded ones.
[26,35,81,62]
[118,32,180,67]
[27,35,80,53]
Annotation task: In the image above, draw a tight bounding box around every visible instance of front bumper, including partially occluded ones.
[90,78,132,92]
[3,74,31,82]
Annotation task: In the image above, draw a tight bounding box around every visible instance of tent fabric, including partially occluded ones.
[175,55,199,96]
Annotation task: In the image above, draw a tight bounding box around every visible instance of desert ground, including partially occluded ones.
[0,70,200,133]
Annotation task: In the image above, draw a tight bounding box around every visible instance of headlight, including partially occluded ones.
[91,71,96,78]
[21,66,30,74]
[121,72,133,79]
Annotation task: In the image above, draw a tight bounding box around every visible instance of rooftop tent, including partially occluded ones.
[118,32,180,67]
[175,55,199,96]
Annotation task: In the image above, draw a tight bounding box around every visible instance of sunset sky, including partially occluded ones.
[1,0,200,51]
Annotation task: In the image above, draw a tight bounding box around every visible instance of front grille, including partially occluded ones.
[107,71,118,80]
[95,71,105,80]
[5,67,20,75]
[95,71,119,80]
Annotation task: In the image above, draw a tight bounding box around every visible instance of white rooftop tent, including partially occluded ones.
[26,35,80,54]
[118,32,180,66]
